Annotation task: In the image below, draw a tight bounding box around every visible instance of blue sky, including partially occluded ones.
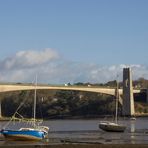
[0,0,148,83]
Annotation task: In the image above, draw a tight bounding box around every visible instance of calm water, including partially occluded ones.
[0,117,148,145]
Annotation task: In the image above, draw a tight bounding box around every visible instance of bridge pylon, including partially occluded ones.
[122,67,135,116]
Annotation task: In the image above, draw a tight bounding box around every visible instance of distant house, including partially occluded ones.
[64,83,71,86]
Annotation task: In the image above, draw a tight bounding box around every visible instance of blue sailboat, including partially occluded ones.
[1,128,46,141]
[1,76,49,141]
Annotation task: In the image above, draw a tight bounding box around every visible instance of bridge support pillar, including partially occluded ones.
[122,67,135,116]
[0,99,2,118]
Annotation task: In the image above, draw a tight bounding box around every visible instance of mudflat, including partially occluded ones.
[0,144,148,148]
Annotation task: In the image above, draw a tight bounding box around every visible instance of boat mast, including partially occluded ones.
[33,75,37,127]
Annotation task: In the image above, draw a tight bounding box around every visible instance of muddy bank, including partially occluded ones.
[0,144,148,148]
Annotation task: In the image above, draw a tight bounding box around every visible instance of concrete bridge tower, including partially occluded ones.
[122,67,135,116]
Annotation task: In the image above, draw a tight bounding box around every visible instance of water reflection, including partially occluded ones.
[130,120,136,144]
[130,120,136,133]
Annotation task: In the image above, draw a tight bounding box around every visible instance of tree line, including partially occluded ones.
[1,90,117,119]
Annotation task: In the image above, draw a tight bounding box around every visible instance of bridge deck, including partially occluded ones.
[0,84,140,96]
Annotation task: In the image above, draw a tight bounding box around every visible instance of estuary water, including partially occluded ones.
[0,117,148,145]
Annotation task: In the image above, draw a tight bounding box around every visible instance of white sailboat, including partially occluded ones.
[99,79,126,132]
[1,76,49,140]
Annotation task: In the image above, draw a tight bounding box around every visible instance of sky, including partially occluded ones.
[0,0,148,84]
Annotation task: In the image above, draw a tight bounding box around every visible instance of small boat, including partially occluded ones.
[1,128,46,141]
[99,121,126,132]
[1,76,49,141]
[99,78,126,132]
[130,117,136,121]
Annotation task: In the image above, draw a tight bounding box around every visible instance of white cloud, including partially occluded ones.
[0,49,148,84]
[0,48,59,70]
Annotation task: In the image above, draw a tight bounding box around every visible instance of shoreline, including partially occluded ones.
[0,144,148,148]
[1,114,148,121]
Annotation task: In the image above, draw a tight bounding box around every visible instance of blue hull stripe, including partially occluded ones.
[1,130,44,141]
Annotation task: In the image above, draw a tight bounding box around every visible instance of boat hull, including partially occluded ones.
[99,122,126,132]
[1,129,45,141]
